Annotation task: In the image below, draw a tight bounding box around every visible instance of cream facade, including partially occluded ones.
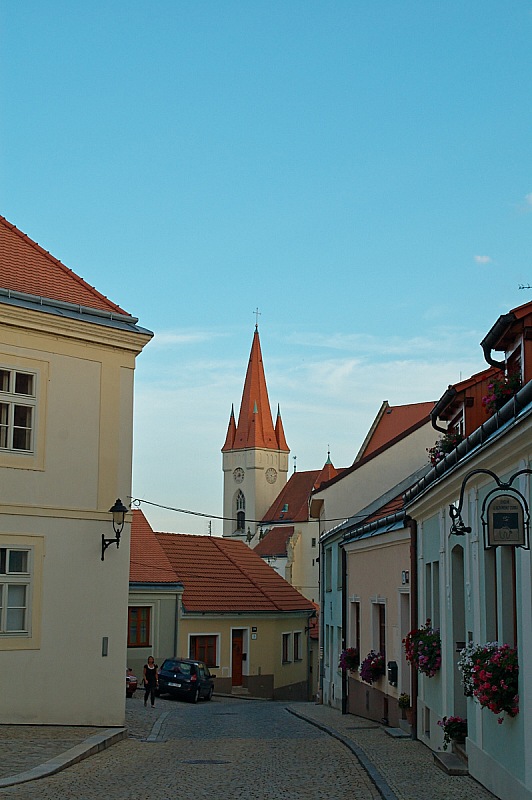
[1,295,151,725]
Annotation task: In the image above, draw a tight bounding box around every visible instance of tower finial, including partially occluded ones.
[254,307,261,330]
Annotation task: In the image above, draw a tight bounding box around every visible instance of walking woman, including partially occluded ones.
[143,656,159,707]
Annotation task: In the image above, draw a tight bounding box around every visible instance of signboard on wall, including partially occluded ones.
[486,494,525,547]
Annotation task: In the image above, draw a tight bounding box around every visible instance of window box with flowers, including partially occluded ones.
[458,642,519,723]
[338,647,359,672]
[482,371,522,416]
[427,430,463,467]
[359,650,385,684]
[403,620,441,677]
[438,715,467,750]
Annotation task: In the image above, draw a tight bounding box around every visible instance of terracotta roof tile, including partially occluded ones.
[130,510,179,583]
[222,328,289,452]
[0,216,127,314]
[254,525,294,557]
[357,401,434,460]
[262,470,319,523]
[155,530,314,613]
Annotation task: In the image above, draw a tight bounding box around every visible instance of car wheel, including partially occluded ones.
[191,688,200,703]
[205,687,213,701]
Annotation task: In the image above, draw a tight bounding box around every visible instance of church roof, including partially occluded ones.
[261,461,340,524]
[0,216,128,314]
[222,327,289,452]
[130,510,313,614]
[253,525,295,557]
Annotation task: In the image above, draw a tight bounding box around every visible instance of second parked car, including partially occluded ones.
[158,658,214,703]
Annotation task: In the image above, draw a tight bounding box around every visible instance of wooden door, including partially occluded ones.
[231,630,243,686]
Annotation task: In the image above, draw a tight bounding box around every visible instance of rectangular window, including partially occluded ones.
[127,607,151,647]
[282,632,292,663]
[0,547,31,634]
[0,369,36,453]
[190,635,218,666]
[294,631,302,661]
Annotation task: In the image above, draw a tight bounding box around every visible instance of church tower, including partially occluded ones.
[222,326,289,542]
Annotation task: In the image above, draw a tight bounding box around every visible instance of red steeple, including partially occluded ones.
[222,328,289,452]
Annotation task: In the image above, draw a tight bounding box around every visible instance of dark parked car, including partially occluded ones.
[126,668,138,698]
[158,658,214,703]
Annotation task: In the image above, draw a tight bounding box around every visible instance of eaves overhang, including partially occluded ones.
[129,582,184,592]
[341,510,407,544]
[404,379,532,507]
[0,288,153,337]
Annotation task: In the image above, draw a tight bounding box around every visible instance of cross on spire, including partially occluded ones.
[254,307,261,330]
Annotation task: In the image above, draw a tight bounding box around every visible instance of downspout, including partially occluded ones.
[341,543,348,714]
[318,517,324,704]
[407,516,418,740]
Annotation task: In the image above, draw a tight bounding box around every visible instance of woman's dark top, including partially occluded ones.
[144,664,158,686]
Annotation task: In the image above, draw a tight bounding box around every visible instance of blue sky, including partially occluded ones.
[2,1,532,533]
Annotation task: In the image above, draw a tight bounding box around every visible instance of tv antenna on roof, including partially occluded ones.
[518,284,531,290]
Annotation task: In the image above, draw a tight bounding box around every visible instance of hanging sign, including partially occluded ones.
[486,494,525,547]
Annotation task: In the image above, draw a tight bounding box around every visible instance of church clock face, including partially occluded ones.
[266,467,278,484]
[233,467,245,483]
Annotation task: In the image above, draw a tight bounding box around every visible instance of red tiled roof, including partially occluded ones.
[156,530,314,613]
[254,526,294,557]
[130,509,179,583]
[262,470,319,523]
[358,401,434,460]
[0,216,128,314]
[222,328,289,452]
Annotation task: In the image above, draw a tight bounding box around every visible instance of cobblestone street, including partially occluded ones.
[1,695,496,800]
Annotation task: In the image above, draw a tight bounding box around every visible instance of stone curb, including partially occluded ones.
[287,707,399,800]
[0,727,127,788]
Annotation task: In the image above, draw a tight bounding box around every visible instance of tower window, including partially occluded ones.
[236,490,245,531]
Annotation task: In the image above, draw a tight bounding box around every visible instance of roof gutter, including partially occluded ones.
[480,312,515,368]
[0,286,139,324]
[430,386,457,433]
[341,510,406,543]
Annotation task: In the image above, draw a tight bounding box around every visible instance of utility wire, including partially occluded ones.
[130,496,369,525]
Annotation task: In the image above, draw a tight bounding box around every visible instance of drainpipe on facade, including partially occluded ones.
[407,516,418,740]
[341,543,348,715]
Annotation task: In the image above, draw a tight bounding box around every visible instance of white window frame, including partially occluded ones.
[0,368,36,453]
[0,546,32,635]
[282,631,292,663]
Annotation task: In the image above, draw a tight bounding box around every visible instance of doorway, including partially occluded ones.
[232,629,244,687]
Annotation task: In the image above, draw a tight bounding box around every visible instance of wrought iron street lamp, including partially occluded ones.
[101,498,128,561]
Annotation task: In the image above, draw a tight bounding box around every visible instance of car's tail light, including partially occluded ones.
[191,674,197,682]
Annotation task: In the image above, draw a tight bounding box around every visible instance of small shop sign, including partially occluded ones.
[486,493,526,548]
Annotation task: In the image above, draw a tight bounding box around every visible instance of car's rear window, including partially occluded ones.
[162,660,193,675]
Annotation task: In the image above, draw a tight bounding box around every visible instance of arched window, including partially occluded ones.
[236,490,245,531]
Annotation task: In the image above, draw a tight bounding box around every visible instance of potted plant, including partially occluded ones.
[427,430,463,466]
[338,647,359,671]
[359,650,385,684]
[458,642,519,722]
[398,692,412,723]
[482,370,521,415]
[437,715,468,750]
[403,619,441,677]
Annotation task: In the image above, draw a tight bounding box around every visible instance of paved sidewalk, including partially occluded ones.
[0,698,496,799]
[289,703,496,800]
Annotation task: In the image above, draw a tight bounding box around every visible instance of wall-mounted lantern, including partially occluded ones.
[101,498,128,561]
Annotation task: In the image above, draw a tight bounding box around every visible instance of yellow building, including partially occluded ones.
[0,216,151,725]
[129,509,315,700]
